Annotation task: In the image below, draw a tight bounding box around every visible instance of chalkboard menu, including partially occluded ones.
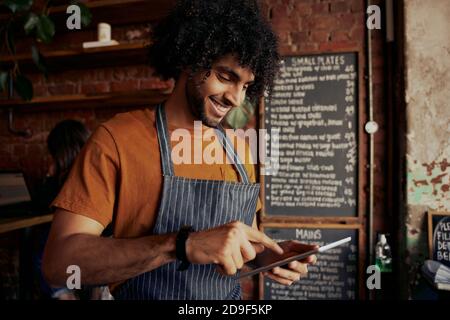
[263,52,358,217]
[428,211,450,267]
[262,225,358,300]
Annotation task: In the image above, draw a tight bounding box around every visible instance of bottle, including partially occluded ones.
[375,234,392,272]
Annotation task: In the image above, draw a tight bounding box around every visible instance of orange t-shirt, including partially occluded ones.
[52,106,262,238]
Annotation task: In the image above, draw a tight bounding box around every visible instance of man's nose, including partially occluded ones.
[223,85,245,108]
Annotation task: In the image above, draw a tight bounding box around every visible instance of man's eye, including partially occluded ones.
[218,73,231,82]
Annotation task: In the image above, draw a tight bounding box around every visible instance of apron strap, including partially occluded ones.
[214,124,250,184]
[156,103,251,183]
[156,103,175,176]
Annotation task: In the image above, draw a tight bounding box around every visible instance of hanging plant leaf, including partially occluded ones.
[0,72,9,92]
[69,1,92,27]
[14,74,33,101]
[31,45,48,78]
[241,98,256,115]
[36,15,55,44]
[6,26,16,55]
[78,2,93,27]
[24,13,39,35]
[225,98,255,129]
[226,104,249,129]
[3,0,33,13]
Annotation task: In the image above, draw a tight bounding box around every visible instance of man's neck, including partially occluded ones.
[164,73,198,130]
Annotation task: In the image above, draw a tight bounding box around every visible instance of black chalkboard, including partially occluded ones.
[428,211,450,267]
[263,52,358,217]
[261,225,358,300]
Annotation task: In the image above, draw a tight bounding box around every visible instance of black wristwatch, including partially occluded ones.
[176,225,194,271]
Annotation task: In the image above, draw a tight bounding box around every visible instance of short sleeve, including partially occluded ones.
[51,125,119,228]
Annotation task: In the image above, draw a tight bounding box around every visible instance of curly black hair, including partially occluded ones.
[149,0,280,102]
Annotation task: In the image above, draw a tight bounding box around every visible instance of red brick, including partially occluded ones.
[276,30,290,44]
[297,42,319,53]
[278,44,295,56]
[271,4,288,20]
[319,41,357,51]
[311,30,330,42]
[330,1,350,13]
[271,17,297,31]
[101,68,115,81]
[312,3,329,14]
[110,80,139,92]
[352,12,366,25]
[309,15,336,30]
[350,0,365,13]
[33,85,48,97]
[27,74,44,85]
[350,26,365,41]
[338,13,357,30]
[291,31,309,44]
[81,82,110,94]
[48,83,78,95]
[140,79,165,90]
[295,3,313,16]
[331,30,350,42]
[112,68,126,81]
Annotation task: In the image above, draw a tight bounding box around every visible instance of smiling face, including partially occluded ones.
[185,54,255,127]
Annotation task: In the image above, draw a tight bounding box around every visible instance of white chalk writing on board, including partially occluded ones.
[433,216,450,266]
[264,53,358,217]
[263,227,358,300]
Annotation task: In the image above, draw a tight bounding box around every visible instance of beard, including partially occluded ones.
[185,75,220,128]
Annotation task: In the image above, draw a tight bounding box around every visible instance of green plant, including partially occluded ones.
[225,97,257,129]
[0,0,92,100]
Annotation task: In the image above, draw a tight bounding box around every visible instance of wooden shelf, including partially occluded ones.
[0,41,151,72]
[0,89,170,112]
[0,0,176,29]
[0,214,53,234]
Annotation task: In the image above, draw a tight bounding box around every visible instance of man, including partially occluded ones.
[43,0,316,300]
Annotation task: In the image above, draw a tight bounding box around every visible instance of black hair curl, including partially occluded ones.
[149,0,280,103]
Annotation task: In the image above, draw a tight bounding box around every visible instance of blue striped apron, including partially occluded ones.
[114,103,260,300]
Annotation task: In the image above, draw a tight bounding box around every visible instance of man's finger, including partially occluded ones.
[264,271,294,286]
[221,258,237,276]
[232,244,244,269]
[241,240,257,262]
[286,261,308,275]
[242,225,283,254]
[251,242,265,254]
[300,254,317,264]
[271,265,304,281]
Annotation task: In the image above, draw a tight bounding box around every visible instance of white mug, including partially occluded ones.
[98,23,111,42]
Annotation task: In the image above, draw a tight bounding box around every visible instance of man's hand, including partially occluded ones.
[254,240,318,286]
[185,221,283,275]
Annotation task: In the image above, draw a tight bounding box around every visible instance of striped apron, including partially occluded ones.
[114,103,260,300]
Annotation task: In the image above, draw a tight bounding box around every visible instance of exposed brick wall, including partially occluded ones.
[0,0,388,300]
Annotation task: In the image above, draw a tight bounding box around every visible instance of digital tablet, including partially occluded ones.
[238,237,352,279]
